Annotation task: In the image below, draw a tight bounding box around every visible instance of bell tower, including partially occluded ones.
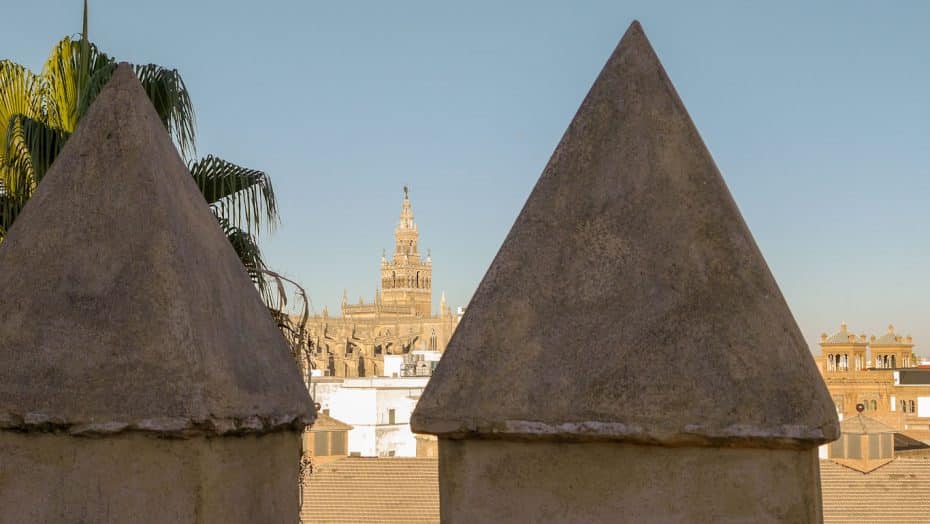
[381,187,432,316]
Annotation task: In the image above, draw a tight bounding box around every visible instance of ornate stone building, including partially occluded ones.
[816,323,930,439]
[304,188,459,378]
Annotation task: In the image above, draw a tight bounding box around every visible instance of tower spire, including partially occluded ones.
[382,186,433,317]
[398,186,415,231]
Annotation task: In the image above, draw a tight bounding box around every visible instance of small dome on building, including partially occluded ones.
[822,323,868,346]
[871,324,913,347]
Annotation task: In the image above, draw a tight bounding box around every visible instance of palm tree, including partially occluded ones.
[0,1,277,299]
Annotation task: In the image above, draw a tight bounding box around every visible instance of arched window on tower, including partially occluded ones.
[429,329,437,351]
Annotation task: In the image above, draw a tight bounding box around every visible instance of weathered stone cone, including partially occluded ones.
[412,21,838,448]
[0,63,314,436]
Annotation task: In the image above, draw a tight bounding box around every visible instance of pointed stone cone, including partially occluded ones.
[0,64,313,522]
[412,22,837,523]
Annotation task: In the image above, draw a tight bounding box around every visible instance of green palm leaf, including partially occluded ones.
[0,61,42,154]
[0,61,43,202]
[40,37,114,133]
[190,155,278,235]
[7,115,70,184]
[0,182,25,240]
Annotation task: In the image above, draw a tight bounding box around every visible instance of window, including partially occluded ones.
[868,434,880,458]
[847,434,862,459]
[388,409,396,425]
[881,434,893,458]
[330,432,347,455]
[314,431,329,456]
[910,400,915,413]
[870,400,877,411]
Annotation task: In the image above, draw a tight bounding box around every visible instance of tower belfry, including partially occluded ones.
[381,187,432,317]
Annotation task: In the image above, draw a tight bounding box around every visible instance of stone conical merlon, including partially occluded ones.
[0,63,314,435]
[412,22,838,448]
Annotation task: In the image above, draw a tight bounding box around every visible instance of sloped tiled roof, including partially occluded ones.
[308,412,352,432]
[301,458,438,524]
[821,459,930,523]
[894,432,930,451]
[839,414,895,435]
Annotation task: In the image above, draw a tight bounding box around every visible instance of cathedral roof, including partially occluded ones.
[411,21,838,448]
[0,64,314,436]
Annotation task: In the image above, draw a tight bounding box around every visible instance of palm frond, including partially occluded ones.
[0,60,43,154]
[40,37,114,132]
[76,61,116,119]
[134,64,196,159]
[1,116,37,199]
[0,181,26,242]
[8,115,69,184]
[214,212,268,295]
[191,155,278,235]
[259,268,312,369]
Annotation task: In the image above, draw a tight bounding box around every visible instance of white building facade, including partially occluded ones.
[310,375,430,457]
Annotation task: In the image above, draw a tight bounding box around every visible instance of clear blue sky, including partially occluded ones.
[3,1,930,354]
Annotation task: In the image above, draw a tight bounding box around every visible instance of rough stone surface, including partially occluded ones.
[0,63,314,435]
[439,439,823,523]
[412,21,838,448]
[0,431,300,523]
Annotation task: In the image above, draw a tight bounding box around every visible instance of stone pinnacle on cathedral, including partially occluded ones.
[398,186,415,231]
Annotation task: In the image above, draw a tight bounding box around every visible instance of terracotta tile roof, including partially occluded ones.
[300,458,438,523]
[821,459,930,523]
